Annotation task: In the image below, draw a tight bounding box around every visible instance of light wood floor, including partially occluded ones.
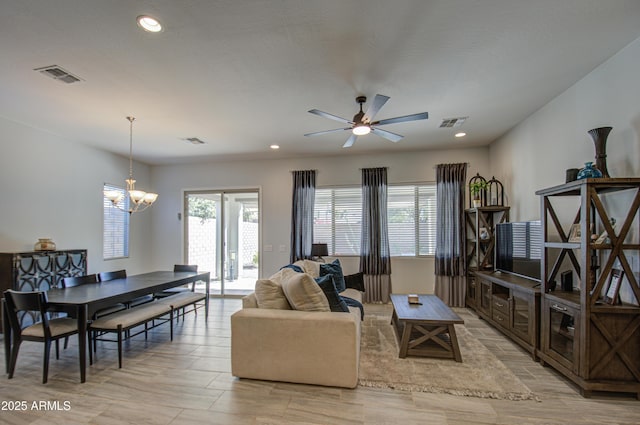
[2,299,640,425]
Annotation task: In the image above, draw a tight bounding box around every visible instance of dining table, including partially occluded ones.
[3,270,210,383]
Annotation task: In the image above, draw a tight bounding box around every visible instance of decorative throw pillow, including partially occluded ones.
[319,259,346,293]
[254,279,292,310]
[281,272,330,312]
[344,272,365,292]
[293,259,321,277]
[314,275,349,313]
[268,267,298,285]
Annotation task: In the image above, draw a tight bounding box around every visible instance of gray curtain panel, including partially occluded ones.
[290,170,316,263]
[360,167,392,303]
[434,163,467,306]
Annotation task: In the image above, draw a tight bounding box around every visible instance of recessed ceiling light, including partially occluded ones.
[137,15,162,33]
[270,144,280,150]
[455,132,466,138]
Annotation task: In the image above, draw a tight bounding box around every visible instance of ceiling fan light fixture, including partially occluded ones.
[137,15,163,33]
[455,132,466,138]
[353,124,371,136]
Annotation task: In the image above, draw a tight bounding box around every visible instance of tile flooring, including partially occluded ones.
[1,299,640,424]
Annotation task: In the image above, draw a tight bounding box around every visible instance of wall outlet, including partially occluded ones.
[264,244,273,252]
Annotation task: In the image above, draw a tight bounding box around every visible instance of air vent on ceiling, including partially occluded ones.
[439,116,468,128]
[183,137,206,145]
[34,65,83,84]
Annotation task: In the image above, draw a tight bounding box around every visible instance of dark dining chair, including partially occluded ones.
[63,274,127,318]
[98,270,153,307]
[156,265,205,321]
[3,289,79,384]
[60,274,127,351]
[97,269,127,282]
[63,274,99,287]
[154,265,199,299]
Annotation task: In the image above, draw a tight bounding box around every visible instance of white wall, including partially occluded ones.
[490,37,640,221]
[149,147,490,294]
[0,117,154,275]
[489,36,640,301]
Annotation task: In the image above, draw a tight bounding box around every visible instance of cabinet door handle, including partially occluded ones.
[496,315,504,322]
[551,304,567,312]
[495,302,504,308]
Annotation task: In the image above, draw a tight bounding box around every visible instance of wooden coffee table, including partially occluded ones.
[390,294,464,362]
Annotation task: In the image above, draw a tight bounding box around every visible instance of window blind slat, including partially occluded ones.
[103,183,130,259]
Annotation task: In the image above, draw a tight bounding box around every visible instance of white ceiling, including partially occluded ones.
[1,0,640,165]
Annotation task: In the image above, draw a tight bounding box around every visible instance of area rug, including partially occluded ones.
[358,313,537,400]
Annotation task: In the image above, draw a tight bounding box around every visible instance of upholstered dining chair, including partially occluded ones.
[3,289,79,384]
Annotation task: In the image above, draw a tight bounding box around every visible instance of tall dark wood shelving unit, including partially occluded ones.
[465,206,510,309]
[536,178,640,398]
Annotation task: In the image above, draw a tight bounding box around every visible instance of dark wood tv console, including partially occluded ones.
[472,271,541,360]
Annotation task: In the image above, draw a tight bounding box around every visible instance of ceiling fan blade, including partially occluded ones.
[371,127,404,143]
[363,94,390,123]
[343,133,358,148]
[304,127,351,137]
[373,112,429,126]
[308,109,354,125]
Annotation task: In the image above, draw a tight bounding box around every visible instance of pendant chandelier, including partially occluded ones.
[104,116,158,214]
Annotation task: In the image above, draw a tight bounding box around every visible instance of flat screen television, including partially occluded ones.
[495,221,542,281]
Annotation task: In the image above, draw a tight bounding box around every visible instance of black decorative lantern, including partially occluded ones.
[487,176,505,206]
[468,173,487,208]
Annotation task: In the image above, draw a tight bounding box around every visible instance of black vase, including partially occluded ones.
[587,126,612,178]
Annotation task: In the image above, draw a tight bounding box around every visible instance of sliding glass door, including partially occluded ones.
[184,190,259,296]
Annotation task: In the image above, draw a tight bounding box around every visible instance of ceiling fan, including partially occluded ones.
[304,94,428,148]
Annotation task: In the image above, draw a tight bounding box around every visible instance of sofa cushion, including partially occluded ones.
[281,272,330,312]
[314,275,349,313]
[344,271,365,292]
[254,279,292,310]
[293,259,321,278]
[319,259,346,293]
[268,267,298,285]
[340,288,363,303]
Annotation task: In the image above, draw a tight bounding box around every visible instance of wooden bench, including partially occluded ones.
[390,294,464,362]
[88,302,173,368]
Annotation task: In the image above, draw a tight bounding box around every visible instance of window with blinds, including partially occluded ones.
[313,184,437,257]
[314,187,362,255]
[103,183,130,259]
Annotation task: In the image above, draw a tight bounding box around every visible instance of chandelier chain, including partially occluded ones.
[127,116,135,180]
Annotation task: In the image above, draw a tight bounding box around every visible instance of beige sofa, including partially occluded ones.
[231,261,362,388]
